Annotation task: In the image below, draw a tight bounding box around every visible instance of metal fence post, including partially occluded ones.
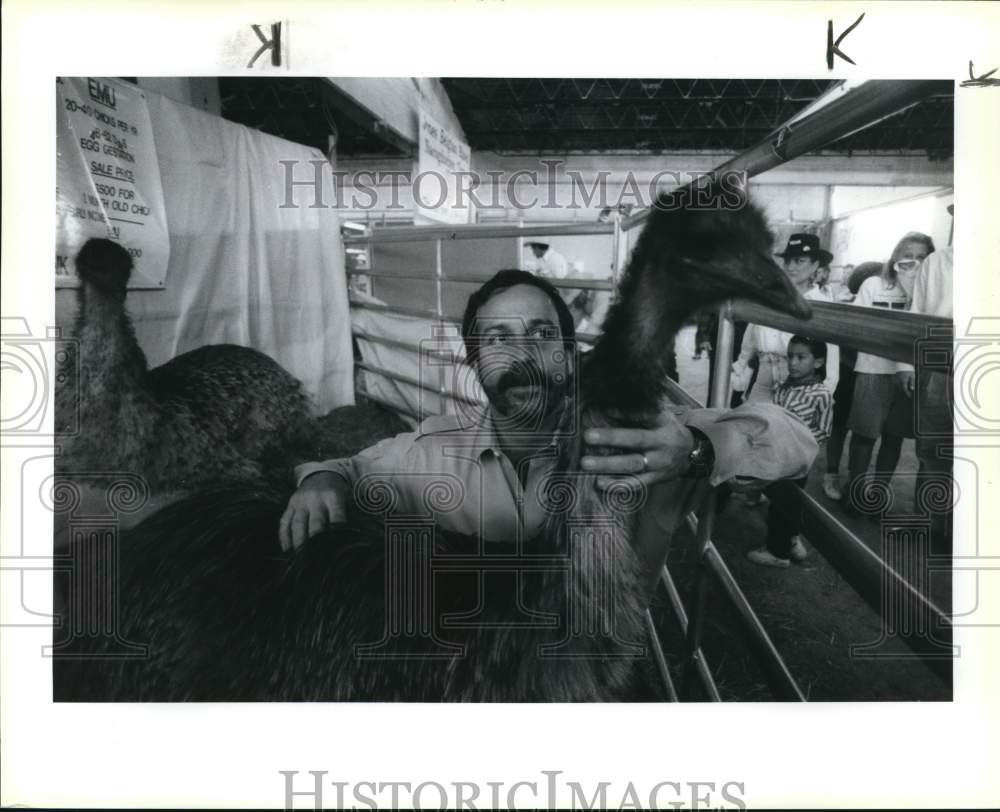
[434,238,447,416]
[681,301,736,697]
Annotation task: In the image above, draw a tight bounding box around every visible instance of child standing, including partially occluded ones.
[747,335,833,568]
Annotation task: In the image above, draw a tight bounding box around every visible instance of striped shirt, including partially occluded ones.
[772,379,833,443]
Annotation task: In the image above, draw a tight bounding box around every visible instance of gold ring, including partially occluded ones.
[641,453,649,472]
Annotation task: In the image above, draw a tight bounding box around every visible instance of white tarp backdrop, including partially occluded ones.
[350,290,486,424]
[56,82,355,414]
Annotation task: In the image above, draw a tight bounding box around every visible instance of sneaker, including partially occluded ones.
[746,547,790,568]
[789,535,808,562]
[822,474,842,501]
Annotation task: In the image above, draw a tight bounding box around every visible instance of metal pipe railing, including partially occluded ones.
[351,297,462,324]
[355,360,484,408]
[678,305,737,699]
[676,298,953,695]
[730,299,952,365]
[352,302,597,347]
[768,481,953,684]
[434,238,448,414]
[344,220,615,245]
[352,329,458,362]
[621,79,949,231]
[659,564,721,701]
[347,265,615,291]
[676,508,806,701]
[702,543,807,701]
[681,491,718,698]
[662,376,703,409]
[644,609,679,702]
[346,268,434,281]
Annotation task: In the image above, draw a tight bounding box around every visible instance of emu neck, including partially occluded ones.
[75,283,150,404]
[582,259,689,416]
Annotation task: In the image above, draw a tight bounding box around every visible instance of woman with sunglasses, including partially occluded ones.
[842,232,935,518]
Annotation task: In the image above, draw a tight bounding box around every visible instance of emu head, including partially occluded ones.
[75,238,133,301]
[642,193,813,322]
[584,188,813,415]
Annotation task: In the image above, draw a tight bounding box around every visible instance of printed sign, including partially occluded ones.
[56,77,169,288]
[415,111,471,225]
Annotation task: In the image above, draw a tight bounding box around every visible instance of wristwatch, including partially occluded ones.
[685,427,715,478]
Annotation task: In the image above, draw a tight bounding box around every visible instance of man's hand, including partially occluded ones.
[278,472,349,552]
[581,410,697,491]
[897,370,915,397]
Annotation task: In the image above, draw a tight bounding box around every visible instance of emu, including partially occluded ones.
[54,190,811,702]
[55,239,319,492]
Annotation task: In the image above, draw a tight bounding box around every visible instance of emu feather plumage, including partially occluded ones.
[54,191,811,701]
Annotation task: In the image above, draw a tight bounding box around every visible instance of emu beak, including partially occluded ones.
[790,294,813,320]
[752,256,813,322]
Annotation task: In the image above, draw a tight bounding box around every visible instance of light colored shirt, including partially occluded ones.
[525,248,573,305]
[910,246,953,320]
[295,401,818,542]
[852,275,910,375]
[535,248,569,279]
[733,286,840,399]
[897,246,953,373]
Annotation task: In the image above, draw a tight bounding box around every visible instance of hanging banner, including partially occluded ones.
[56,77,170,288]
[415,110,471,225]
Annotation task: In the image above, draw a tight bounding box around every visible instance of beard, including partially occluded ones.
[484,360,571,430]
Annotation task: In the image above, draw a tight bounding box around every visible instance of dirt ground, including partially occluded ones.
[665,325,952,701]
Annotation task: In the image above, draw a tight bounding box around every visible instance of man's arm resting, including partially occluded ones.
[580,400,817,490]
[281,432,420,551]
[682,402,818,487]
[279,468,353,552]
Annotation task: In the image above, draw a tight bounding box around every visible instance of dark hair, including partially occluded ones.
[883,232,935,287]
[847,261,882,295]
[461,269,576,367]
[788,334,827,378]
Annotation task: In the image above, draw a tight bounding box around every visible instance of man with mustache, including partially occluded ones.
[280,270,816,550]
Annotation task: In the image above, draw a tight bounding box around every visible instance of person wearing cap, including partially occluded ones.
[524,241,569,281]
[729,234,839,507]
[732,234,841,403]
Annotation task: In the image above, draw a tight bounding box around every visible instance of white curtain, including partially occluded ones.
[58,89,354,414]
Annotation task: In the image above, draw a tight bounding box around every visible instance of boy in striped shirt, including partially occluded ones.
[748,335,833,568]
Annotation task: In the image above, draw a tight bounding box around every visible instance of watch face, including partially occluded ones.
[689,436,714,476]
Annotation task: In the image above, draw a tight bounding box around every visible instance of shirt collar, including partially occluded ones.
[475,399,567,460]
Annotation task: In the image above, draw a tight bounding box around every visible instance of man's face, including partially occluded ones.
[473,284,571,427]
[784,255,819,286]
[530,245,546,259]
